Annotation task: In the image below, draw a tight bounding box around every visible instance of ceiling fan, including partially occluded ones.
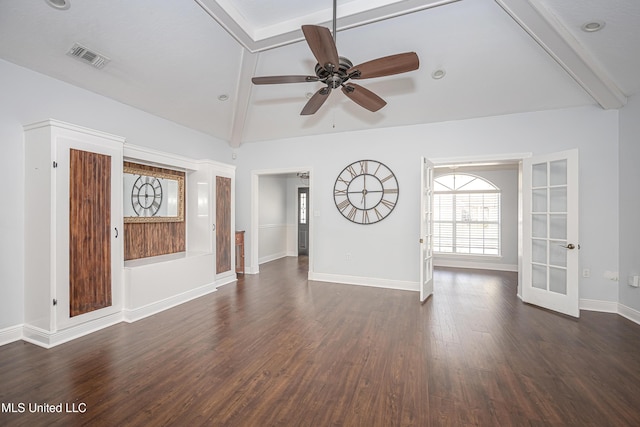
[251,0,419,115]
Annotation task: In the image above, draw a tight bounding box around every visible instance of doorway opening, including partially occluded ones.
[428,153,528,299]
[250,167,313,277]
[427,150,579,318]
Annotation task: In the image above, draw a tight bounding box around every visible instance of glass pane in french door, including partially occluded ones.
[530,160,569,296]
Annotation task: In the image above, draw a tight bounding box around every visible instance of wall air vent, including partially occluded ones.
[66,43,110,69]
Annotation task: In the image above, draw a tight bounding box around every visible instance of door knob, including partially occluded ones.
[564,243,575,250]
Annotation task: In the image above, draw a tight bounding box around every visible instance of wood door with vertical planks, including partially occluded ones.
[69,149,112,317]
[216,176,232,273]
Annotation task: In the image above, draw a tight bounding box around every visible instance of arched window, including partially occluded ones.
[433,173,500,255]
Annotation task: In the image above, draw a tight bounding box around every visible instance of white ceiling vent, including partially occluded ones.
[66,43,110,69]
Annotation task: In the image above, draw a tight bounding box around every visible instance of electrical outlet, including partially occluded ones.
[345,252,351,261]
[629,276,640,288]
[582,268,591,278]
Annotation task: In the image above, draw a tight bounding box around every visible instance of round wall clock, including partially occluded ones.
[333,159,399,224]
[131,175,163,216]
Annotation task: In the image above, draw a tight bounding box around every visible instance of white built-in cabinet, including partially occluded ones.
[22,120,236,347]
[23,120,124,348]
[122,149,236,322]
[188,160,236,284]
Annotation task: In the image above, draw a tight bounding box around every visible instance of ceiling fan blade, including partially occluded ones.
[252,75,319,85]
[301,25,340,72]
[341,84,387,112]
[348,52,419,79]
[301,87,332,115]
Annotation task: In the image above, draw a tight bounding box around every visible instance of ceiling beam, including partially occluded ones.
[495,0,626,109]
[195,0,460,52]
[229,49,258,148]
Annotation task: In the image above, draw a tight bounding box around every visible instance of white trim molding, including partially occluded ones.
[0,325,24,347]
[309,272,418,292]
[123,283,218,323]
[618,303,640,326]
[579,298,618,313]
[22,312,123,349]
[435,258,518,272]
[195,0,460,52]
[259,252,288,265]
[579,300,640,326]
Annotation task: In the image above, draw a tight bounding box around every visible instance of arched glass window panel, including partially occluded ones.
[434,174,455,191]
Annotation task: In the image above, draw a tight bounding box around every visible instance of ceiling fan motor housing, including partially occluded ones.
[315,56,353,88]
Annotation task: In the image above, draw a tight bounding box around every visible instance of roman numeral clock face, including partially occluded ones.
[333,160,399,224]
[131,175,163,216]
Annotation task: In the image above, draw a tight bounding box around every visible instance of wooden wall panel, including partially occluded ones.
[69,149,112,317]
[124,162,186,260]
[216,176,231,273]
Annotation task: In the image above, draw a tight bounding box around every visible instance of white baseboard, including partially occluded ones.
[259,251,287,265]
[434,259,518,272]
[308,272,418,292]
[123,282,217,323]
[215,273,238,288]
[618,303,640,325]
[22,312,124,349]
[580,298,618,313]
[0,324,24,347]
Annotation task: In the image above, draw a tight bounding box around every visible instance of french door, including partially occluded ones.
[420,157,435,302]
[522,149,579,317]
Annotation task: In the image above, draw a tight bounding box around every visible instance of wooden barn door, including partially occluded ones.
[216,176,232,274]
[69,149,112,317]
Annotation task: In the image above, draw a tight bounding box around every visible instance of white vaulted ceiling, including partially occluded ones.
[0,0,638,146]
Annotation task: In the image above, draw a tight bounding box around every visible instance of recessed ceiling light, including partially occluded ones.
[305,92,314,99]
[581,21,605,32]
[218,94,229,101]
[45,0,70,10]
[432,69,446,80]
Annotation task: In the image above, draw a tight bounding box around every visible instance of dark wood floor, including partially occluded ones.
[2,257,640,426]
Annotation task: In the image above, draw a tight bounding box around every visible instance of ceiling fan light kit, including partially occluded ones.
[251,1,420,116]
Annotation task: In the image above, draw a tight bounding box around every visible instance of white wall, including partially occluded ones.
[434,166,519,271]
[1,56,628,331]
[0,59,232,331]
[619,93,640,313]
[258,175,288,263]
[234,105,619,300]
